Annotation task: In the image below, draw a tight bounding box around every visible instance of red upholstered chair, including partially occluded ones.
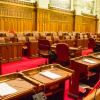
[56,43,69,67]
[88,38,96,54]
[38,39,53,64]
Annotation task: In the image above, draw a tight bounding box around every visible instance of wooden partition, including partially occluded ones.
[0,42,22,63]
[0,1,99,33]
[8,42,22,62]
[0,43,8,63]
[0,1,36,33]
[27,41,38,59]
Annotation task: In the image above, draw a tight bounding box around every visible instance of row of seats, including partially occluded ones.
[0,31,100,49]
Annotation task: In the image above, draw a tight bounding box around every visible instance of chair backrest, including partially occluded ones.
[38,39,51,55]
[44,31,48,34]
[68,33,72,36]
[33,33,39,40]
[28,37,36,42]
[18,37,26,45]
[0,31,5,34]
[16,33,24,37]
[70,36,75,39]
[65,36,70,39]
[58,31,62,35]
[56,43,69,62]
[52,32,57,36]
[94,35,97,38]
[88,38,95,49]
[84,35,88,39]
[0,31,6,37]
[40,33,46,37]
[6,33,14,39]
[90,35,94,38]
[80,35,83,39]
[0,37,5,43]
[53,36,59,43]
[72,32,76,36]
[46,36,52,41]
[24,31,30,36]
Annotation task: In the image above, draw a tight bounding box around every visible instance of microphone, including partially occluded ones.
[39,58,48,72]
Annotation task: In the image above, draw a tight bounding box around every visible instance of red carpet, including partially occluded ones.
[2,49,93,100]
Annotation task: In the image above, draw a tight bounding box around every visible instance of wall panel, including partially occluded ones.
[0,1,99,33]
[0,1,36,33]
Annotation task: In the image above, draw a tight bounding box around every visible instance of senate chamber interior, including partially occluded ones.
[0,0,100,100]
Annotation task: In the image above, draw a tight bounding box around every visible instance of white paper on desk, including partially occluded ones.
[0,83,17,96]
[97,55,100,57]
[82,59,96,64]
[40,71,61,80]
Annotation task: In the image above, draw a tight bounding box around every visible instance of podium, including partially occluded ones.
[68,55,100,99]
[21,64,74,100]
[0,73,38,100]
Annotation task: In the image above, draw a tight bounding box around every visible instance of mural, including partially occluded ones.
[50,0,71,10]
[81,0,95,14]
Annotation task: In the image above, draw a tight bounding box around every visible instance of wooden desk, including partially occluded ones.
[26,41,39,59]
[0,42,22,64]
[51,44,82,57]
[21,64,74,100]
[66,39,75,47]
[68,55,100,99]
[0,73,38,100]
[83,88,100,100]
[8,42,22,63]
[96,41,100,45]
[0,43,8,63]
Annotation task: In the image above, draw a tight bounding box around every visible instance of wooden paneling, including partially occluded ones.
[75,14,98,33]
[0,1,36,33]
[0,1,99,33]
[0,43,8,63]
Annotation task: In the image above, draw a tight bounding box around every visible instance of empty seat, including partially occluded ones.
[28,37,36,42]
[0,37,7,43]
[6,33,15,43]
[33,32,40,40]
[53,36,59,44]
[16,33,24,37]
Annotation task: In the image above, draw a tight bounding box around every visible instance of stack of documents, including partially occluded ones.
[82,59,96,64]
[0,83,17,96]
[40,71,61,80]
